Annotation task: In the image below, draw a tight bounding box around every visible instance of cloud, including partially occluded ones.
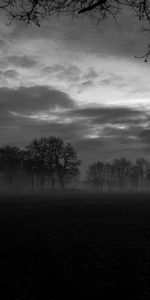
[0,85,75,114]
[0,85,76,144]
[42,64,99,93]
[138,128,150,145]
[42,63,81,82]
[126,85,150,98]
[5,11,146,59]
[6,55,37,68]
[83,68,99,80]
[78,80,94,92]
[4,69,19,78]
[71,105,146,126]
[99,73,141,92]
[0,85,77,146]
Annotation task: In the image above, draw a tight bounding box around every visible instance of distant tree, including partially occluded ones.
[86,161,105,190]
[112,158,132,190]
[104,162,115,191]
[145,160,150,190]
[26,136,81,190]
[129,164,139,191]
[135,157,148,191]
[25,137,58,189]
[0,145,22,188]
[57,142,81,188]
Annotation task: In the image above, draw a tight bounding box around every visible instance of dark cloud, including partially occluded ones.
[0,85,75,114]
[1,0,148,72]
[6,11,146,58]
[43,120,90,141]
[4,69,19,78]
[6,55,37,68]
[71,105,146,125]
[0,85,76,145]
[0,85,76,148]
[138,128,150,144]
[0,69,20,80]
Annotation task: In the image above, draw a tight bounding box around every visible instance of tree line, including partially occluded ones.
[86,158,150,192]
[0,136,81,191]
[1,136,150,192]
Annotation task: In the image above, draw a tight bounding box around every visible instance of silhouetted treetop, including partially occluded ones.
[26,136,81,188]
[1,1,150,25]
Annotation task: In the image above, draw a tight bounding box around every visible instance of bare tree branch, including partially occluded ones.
[1,1,150,60]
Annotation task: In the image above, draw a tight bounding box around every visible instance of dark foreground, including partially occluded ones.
[0,192,150,299]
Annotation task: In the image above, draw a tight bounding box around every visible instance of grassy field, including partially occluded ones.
[0,191,150,299]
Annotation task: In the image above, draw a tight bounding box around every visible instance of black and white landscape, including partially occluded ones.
[0,1,150,299]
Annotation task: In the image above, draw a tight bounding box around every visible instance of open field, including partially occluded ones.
[0,192,150,299]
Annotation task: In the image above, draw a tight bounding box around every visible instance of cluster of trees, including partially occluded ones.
[1,137,150,193]
[86,157,150,192]
[0,137,81,191]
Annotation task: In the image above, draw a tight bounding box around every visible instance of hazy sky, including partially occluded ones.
[0,8,150,170]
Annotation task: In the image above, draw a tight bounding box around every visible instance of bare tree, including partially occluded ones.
[26,136,81,190]
[112,158,132,191]
[86,160,105,190]
[104,162,115,191]
[135,157,148,191]
[56,142,81,188]
[129,164,139,191]
[86,157,150,192]
[0,145,22,189]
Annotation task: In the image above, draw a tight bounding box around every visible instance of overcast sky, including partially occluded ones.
[0,8,150,171]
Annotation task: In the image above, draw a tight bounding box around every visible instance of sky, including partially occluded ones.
[0,7,150,172]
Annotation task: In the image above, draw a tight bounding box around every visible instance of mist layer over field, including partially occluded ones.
[0,192,150,299]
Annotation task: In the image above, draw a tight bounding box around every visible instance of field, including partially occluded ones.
[0,191,150,299]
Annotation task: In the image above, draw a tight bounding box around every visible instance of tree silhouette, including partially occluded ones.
[112,158,132,191]
[86,157,150,192]
[57,142,81,188]
[104,162,115,191]
[135,157,147,191]
[86,160,105,190]
[0,145,22,189]
[129,164,139,191]
[26,136,81,190]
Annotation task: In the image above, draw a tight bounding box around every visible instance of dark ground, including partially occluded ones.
[0,191,150,299]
